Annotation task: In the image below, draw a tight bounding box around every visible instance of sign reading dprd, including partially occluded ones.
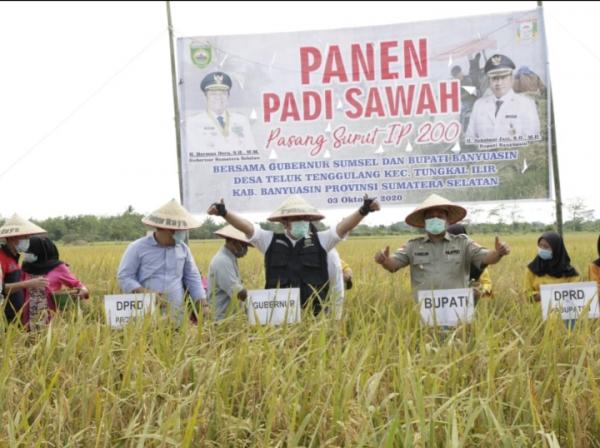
[540,282,599,322]
[104,293,156,328]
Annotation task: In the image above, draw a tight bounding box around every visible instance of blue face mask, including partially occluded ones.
[289,221,309,240]
[538,248,553,260]
[16,239,30,253]
[424,218,446,235]
[173,230,188,245]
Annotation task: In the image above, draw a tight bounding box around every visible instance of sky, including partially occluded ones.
[0,1,599,228]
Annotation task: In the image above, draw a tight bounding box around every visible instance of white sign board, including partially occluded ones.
[418,288,474,327]
[540,282,599,321]
[247,288,301,325]
[104,293,156,328]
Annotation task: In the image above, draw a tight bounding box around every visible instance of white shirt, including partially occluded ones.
[185,110,256,153]
[465,89,540,142]
[327,248,344,320]
[249,224,344,254]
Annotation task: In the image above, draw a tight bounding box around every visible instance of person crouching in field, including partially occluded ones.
[589,234,600,287]
[117,199,208,325]
[208,225,252,321]
[21,236,89,330]
[446,223,493,302]
[208,194,380,315]
[524,231,580,302]
[0,215,48,325]
[374,194,510,300]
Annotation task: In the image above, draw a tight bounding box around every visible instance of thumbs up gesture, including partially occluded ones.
[374,246,390,265]
[207,198,227,217]
[494,235,510,257]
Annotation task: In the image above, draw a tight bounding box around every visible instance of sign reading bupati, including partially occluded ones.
[246,288,301,325]
[418,288,474,327]
[177,9,550,213]
[540,282,600,322]
[104,293,155,328]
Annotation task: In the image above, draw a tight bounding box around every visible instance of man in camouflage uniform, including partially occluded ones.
[374,194,510,299]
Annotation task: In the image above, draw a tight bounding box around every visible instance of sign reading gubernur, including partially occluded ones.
[418,288,474,327]
[177,9,551,213]
[246,288,301,325]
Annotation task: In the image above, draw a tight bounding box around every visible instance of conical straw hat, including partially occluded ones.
[267,195,324,222]
[141,199,202,230]
[0,214,47,240]
[214,225,253,246]
[405,194,467,228]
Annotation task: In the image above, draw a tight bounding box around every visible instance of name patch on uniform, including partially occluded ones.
[414,251,429,256]
[445,249,461,255]
[505,115,517,118]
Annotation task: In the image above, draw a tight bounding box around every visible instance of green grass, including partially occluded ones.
[0,233,599,446]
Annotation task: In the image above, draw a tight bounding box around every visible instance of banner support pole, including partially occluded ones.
[538,1,563,235]
[166,1,184,205]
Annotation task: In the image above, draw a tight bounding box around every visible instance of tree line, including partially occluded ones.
[0,205,597,244]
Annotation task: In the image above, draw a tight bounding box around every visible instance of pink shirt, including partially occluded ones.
[23,264,86,324]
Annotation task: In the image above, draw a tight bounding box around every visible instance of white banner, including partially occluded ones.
[418,288,474,327]
[177,9,551,214]
[540,282,599,321]
[104,293,156,328]
[246,288,301,325]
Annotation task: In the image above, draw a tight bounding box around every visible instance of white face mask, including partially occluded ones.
[22,253,38,263]
[16,239,30,253]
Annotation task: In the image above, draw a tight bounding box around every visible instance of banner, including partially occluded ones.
[418,288,474,327]
[246,288,300,325]
[540,282,600,321]
[177,9,551,213]
[104,293,155,328]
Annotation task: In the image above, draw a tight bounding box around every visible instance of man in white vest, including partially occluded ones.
[208,194,379,315]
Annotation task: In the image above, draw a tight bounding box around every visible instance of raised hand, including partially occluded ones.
[495,235,510,257]
[374,245,390,265]
[359,194,381,216]
[207,199,227,217]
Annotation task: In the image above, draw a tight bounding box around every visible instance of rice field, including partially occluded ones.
[1,232,599,447]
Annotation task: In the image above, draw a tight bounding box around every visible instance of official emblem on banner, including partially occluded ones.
[190,40,212,68]
[516,19,538,41]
